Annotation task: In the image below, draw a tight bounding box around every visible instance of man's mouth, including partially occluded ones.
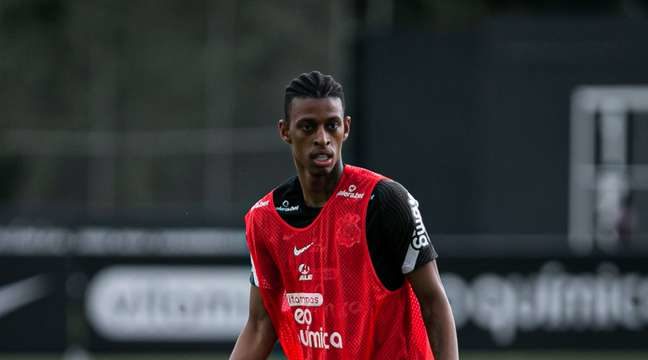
[311,152,334,167]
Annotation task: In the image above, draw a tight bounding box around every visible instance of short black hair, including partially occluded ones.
[284,70,345,121]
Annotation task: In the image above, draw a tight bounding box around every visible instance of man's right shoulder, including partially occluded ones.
[248,194,272,214]
[245,195,273,232]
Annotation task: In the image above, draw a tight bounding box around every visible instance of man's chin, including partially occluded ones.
[307,162,337,177]
[308,166,332,177]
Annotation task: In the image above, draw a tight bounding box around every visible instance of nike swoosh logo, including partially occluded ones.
[293,242,314,256]
[0,275,50,319]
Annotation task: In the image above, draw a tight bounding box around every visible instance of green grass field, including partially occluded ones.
[3,352,648,360]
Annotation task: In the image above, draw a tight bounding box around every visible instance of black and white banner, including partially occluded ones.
[0,257,67,352]
[2,227,648,351]
[441,258,648,349]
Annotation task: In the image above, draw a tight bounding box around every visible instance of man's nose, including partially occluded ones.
[314,126,330,146]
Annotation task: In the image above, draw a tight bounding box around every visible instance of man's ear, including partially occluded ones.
[278,119,291,144]
[343,116,351,141]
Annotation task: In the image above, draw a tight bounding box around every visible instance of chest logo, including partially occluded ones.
[293,242,314,256]
[276,200,300,212]
[337,213,361,247]
[298,264,313,281]
[336,184,365,199]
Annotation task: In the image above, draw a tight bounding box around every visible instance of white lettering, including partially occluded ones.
[336,185,365,199]
[408,193,429,249]
[86,266,249,341]
[298,329,343,349]
[443,262,648,346]
[251,200,269,210]
[330,331,343,348]
[294,308,312,325]
[276,205,300,212]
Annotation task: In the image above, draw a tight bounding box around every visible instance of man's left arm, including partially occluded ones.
[368,180,458,359]
[407,260,459,360]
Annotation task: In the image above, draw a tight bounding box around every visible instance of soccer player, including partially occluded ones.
[230,71,458,360]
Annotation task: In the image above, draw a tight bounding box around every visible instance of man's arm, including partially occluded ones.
[407,260,459,360]
[230,285,277,360]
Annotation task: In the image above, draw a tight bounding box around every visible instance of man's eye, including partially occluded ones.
[302,124,313,131]
[327,123,339,130]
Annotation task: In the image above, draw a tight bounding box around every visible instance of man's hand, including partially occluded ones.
[230,285,277,360]
[407,260,459,360]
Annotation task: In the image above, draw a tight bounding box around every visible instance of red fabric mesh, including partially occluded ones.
[246,165,433,359]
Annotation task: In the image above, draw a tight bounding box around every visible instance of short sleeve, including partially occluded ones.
[367,180,437,280]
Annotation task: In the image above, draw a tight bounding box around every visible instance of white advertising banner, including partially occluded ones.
[86,266,250,341]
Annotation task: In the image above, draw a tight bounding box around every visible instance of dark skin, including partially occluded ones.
[230,96,458,360]
[278,97,350,207]
[408,261,460,360]
[229,286,276,359]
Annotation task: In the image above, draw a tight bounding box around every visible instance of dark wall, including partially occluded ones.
[358,19,648,235]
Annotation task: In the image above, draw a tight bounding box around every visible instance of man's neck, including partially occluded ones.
[297,162,344,208]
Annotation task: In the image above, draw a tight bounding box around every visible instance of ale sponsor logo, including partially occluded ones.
[298,264,313,281]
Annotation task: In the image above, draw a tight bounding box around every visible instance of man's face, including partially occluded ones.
[279,97,350,177]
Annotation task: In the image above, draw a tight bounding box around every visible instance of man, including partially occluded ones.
[230,71,458,360]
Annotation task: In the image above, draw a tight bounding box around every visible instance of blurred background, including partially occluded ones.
[2,0,648,359]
